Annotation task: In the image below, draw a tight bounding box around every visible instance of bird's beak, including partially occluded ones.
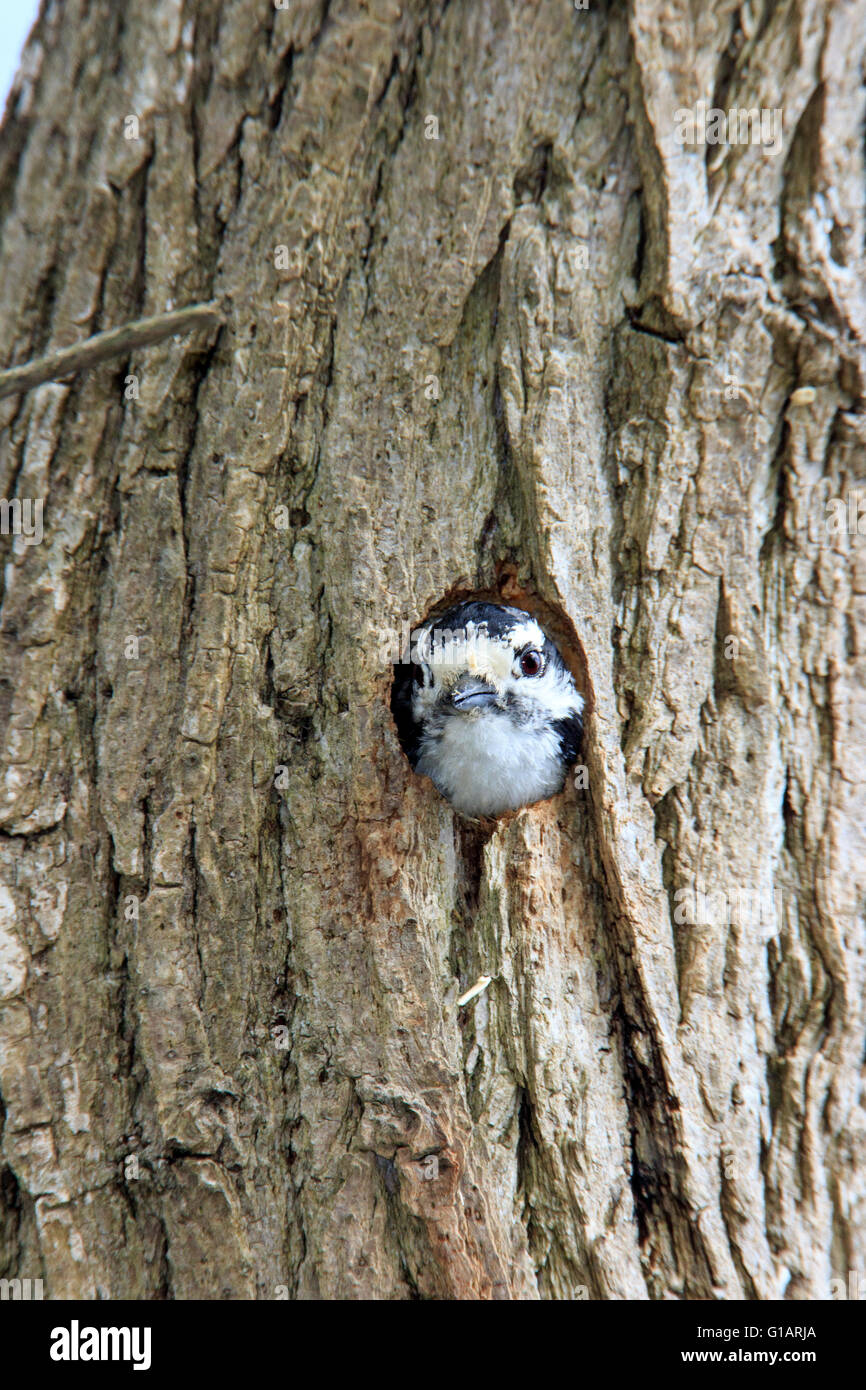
[450,675,500,710]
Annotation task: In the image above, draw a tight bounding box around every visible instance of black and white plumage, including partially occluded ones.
[390,601,584,817]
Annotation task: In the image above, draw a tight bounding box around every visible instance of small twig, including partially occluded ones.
[0,301,224,402]
[457,975,492,1007]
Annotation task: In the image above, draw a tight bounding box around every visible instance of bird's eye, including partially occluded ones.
[519,648,543,677]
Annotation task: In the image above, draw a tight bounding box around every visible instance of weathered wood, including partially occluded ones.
[0,0,864,1301]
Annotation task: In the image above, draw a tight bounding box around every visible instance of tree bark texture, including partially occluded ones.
[0,0,864,1300]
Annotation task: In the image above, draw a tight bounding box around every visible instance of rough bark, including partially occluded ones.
[0,0,864,1300]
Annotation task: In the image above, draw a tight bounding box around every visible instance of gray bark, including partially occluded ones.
[0,0,864,1300]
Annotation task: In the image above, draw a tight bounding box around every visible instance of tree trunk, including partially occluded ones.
[1,0,864,1301]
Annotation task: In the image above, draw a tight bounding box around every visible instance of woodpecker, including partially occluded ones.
[390,601,584,817]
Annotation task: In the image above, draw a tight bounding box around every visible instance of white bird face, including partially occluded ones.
[391,602,584,817]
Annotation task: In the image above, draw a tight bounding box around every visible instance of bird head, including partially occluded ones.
[391,601,584,817]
